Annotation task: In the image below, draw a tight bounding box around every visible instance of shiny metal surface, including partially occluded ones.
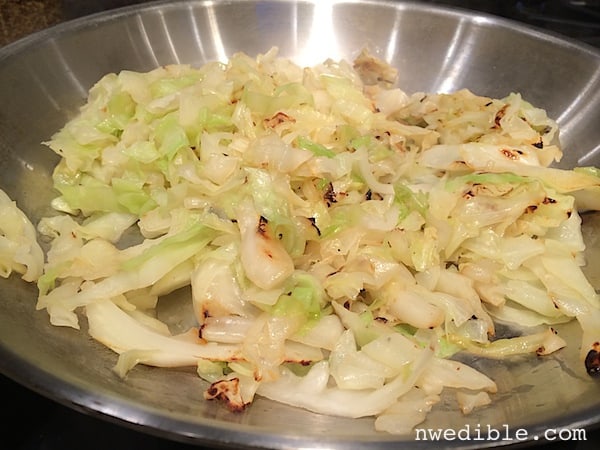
[1,1,600,448]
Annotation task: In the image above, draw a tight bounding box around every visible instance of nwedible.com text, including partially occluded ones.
[414,424,587,442]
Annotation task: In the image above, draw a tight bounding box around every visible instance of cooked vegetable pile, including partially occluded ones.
[2,48,600,434]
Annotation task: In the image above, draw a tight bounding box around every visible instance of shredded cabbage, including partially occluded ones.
[0,189,44,282]
[6,47,600,434]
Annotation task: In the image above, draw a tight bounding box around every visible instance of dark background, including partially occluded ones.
[1,1,599,449]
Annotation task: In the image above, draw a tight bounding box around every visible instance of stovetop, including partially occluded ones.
[1,1,599,449]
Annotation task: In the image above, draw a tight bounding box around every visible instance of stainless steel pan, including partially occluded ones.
[1,1,599,448]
